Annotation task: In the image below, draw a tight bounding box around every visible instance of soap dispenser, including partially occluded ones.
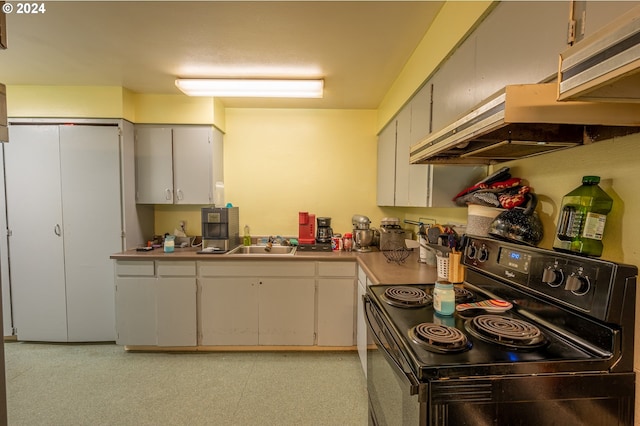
[243,225,251,246]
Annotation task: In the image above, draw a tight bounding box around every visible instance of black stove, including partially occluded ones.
[365,236,637,425]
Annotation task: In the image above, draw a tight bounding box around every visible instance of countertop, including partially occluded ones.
[111,246,439,285]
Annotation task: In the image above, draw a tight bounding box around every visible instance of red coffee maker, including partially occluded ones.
[298,212,316,244]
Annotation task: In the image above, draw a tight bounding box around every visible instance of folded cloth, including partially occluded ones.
[455,191,501,207]
[498,186,530,209]
[454,177,522,202]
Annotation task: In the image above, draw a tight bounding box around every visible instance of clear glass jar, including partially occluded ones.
[433,280,455,316]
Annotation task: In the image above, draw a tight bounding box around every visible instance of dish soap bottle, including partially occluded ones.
[243,225,251,246]
[553,176,612,257]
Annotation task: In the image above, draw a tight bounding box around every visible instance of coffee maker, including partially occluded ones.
[298,212,316,245]
[200,207,240,252]
[316,217,333,243]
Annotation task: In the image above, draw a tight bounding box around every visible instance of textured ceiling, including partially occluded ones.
[0,1,444,108]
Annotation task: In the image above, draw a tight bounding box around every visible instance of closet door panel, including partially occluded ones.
[5,125,67,341]
[60,125,121,341]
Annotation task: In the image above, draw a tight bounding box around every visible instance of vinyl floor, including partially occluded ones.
[4,342,368,426]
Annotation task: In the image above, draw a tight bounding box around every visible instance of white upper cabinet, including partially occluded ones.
[135,127,174,204]
[135,125,223,205]
[377,84,486,208]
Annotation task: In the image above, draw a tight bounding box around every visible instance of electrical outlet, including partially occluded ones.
[179,220,186,233]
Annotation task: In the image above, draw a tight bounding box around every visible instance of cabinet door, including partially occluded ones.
[199,277,259,345]
[356,277,368,376]
[259,278,315,345]
[115,276,157,346]
[5,125,68,342]
[376,121,396,206]
[157,277,197,346]
[60,125,121,341]
[135,127,173,204]
[173,127,212,204]
[317,278,356,346]
[475,2,568,104]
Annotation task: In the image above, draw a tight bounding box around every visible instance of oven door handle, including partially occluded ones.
[363,294,421,394]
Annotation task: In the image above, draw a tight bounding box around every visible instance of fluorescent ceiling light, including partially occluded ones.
[175,78,324,98]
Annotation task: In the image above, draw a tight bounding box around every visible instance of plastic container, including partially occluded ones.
[433,280,455,316]
[343,233,353,252]
[436,255,449,280]
[331,234,343,251]
[553,176,613,257]
[243,225,251,246]
[164,235,175,253]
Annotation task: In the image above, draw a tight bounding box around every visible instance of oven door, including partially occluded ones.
[364,295,427,426]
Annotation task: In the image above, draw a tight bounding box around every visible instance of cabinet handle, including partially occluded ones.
[177,189,184,201]
[165,188,172,201]
[54,224,61,236]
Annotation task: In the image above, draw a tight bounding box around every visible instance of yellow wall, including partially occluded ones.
[7,85,127,118]
[223,108,378,236]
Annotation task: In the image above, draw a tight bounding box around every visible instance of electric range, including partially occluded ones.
[364,236,637,425]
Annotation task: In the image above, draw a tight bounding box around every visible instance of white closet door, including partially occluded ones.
[5,125,68,341]
[0,147,12,336]
[59,125,121,341]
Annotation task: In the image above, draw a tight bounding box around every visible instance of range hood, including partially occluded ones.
[559,5,640,102]
[409,83,640,165]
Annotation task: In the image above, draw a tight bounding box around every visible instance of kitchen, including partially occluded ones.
[1,1,640,425]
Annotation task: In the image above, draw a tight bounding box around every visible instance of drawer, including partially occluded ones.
[199,260,315,277]
[318,261,356,277]
[157,261,196,276]
[115,260,155,277]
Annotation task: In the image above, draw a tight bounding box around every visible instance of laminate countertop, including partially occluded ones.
[110,247,439,285]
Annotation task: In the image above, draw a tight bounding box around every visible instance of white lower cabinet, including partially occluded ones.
[156,261,197,346]
[115,260,197,346]
[317,262,357,346]
[200,277,259,345]
[115,259,357,348]
[356,265,374,375]
[115,261,156,345]
[198,261,316,346]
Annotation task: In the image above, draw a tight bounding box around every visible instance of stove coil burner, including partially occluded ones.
[465,314,547,349]
[382,286,431,308]
[409,323,471,353]
[454,286,475,303]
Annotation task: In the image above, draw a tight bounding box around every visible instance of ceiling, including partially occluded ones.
[0,1,444,109]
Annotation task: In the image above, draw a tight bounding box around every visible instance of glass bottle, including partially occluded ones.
[433,281,455,316]
[553,176,612,257]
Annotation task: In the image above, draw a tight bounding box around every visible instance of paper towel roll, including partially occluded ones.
[214,182,225,207]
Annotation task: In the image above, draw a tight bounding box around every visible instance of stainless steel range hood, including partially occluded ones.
[409,83,640,165]
[559,5,640,102]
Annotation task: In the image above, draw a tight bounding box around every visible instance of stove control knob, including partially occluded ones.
[565,273,590,295]
[542,267,563,287]
[477,247,489,262]
[466,244,477,259]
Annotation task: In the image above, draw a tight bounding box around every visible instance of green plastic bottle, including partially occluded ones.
[553,176,612,257]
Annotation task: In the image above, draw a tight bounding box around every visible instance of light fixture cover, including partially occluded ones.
[175,78,324,98]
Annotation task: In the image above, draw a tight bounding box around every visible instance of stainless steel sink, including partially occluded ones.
[227,245,297,255]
